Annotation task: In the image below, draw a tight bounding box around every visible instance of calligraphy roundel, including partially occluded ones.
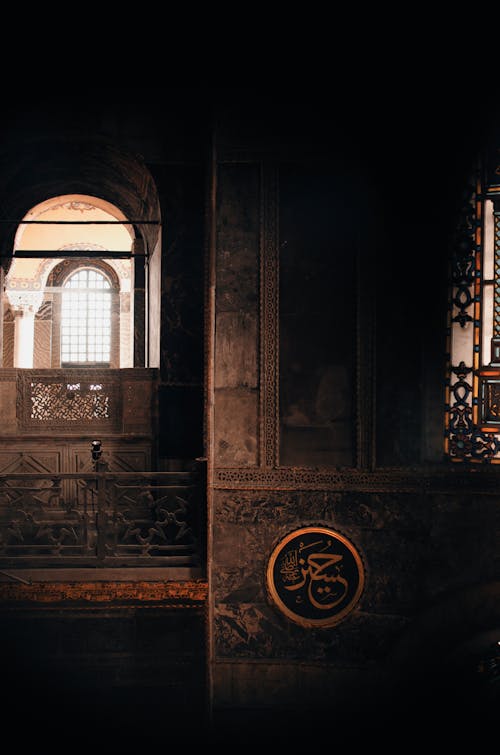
[266,527,365,628]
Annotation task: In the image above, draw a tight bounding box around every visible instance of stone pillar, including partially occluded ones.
[13,308,36,367]
[5,290,43,368]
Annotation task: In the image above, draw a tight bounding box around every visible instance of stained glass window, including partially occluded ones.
[447,159,500,462]
[61,268,112,365]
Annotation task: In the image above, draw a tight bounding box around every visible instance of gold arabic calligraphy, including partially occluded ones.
[279,539,348,611]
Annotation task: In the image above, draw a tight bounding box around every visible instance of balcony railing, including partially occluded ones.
[0,466,205,568]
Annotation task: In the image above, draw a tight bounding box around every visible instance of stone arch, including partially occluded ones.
[0,139,160,272]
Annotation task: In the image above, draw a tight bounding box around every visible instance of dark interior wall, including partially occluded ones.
[211,484,499,712]
[211,88,473,472]
[209,89,500,731]
[214,163,260,466]
[0,605,207,746]
[279,161,357,466]
[153,162,206,461]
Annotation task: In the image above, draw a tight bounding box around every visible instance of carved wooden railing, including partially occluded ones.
[0,467,205,568]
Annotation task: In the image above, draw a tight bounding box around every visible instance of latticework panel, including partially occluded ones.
[31,382,110,421]
[19,371,121,431]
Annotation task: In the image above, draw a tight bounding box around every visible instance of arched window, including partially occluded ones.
[48,259,120,369]
[61,267,112,366]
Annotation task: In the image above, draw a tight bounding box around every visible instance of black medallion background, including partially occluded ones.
[266,527,364,628]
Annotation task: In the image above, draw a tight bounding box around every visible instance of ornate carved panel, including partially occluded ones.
[1,368,156,437]
[0,451,61,475]
[19,370,121,431]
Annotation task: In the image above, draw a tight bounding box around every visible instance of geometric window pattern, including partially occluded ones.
[447,159,500,463]
[61,268,111,364]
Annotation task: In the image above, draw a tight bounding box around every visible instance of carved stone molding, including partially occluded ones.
[213,465,500,493]
[0,580,208,605]
[0,370,19,381]
[259,164,279,468]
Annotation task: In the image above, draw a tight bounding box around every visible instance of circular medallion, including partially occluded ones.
[266,526,365,628]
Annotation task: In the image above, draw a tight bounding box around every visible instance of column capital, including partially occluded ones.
[5,289,44,315]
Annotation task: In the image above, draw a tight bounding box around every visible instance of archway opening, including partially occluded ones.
[3,194,134,368]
